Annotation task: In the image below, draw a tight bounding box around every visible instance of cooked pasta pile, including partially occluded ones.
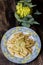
[7,32,35,58]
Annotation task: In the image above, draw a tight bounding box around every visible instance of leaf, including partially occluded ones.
[20,17,34,24]
[27,18,39,25]
[22,18,34,27]
[23,2,36,7]
[15,13,22,22]
[25,0,32,2]
[26,3,36,7]
[19,0,24,3]
[34,10,42,15]
[19,0,31,3]
[26,15,32,18]
[24,18,39,25]
[15,13,27,23]
[24,2,32,6]
[33,21,40,24]
[21,18,34,24]
[22,22,31,27]
[15,13,39,27]
[27,18,34,23]
[15,13,19,19]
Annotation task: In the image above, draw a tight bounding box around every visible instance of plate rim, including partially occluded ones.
[1,26,41,64]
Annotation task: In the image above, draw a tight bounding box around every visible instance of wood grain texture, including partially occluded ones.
[0,0,43,65]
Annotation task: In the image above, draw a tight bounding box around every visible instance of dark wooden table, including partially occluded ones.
[0,0,43,65]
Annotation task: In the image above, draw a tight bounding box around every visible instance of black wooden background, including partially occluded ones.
[0,0,43,65]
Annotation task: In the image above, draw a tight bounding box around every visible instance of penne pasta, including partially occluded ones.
[7,32,35,58]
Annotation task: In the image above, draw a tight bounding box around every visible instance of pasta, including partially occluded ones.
[7,32,35,58]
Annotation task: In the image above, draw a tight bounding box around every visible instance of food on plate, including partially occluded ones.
[7,32,35,58]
